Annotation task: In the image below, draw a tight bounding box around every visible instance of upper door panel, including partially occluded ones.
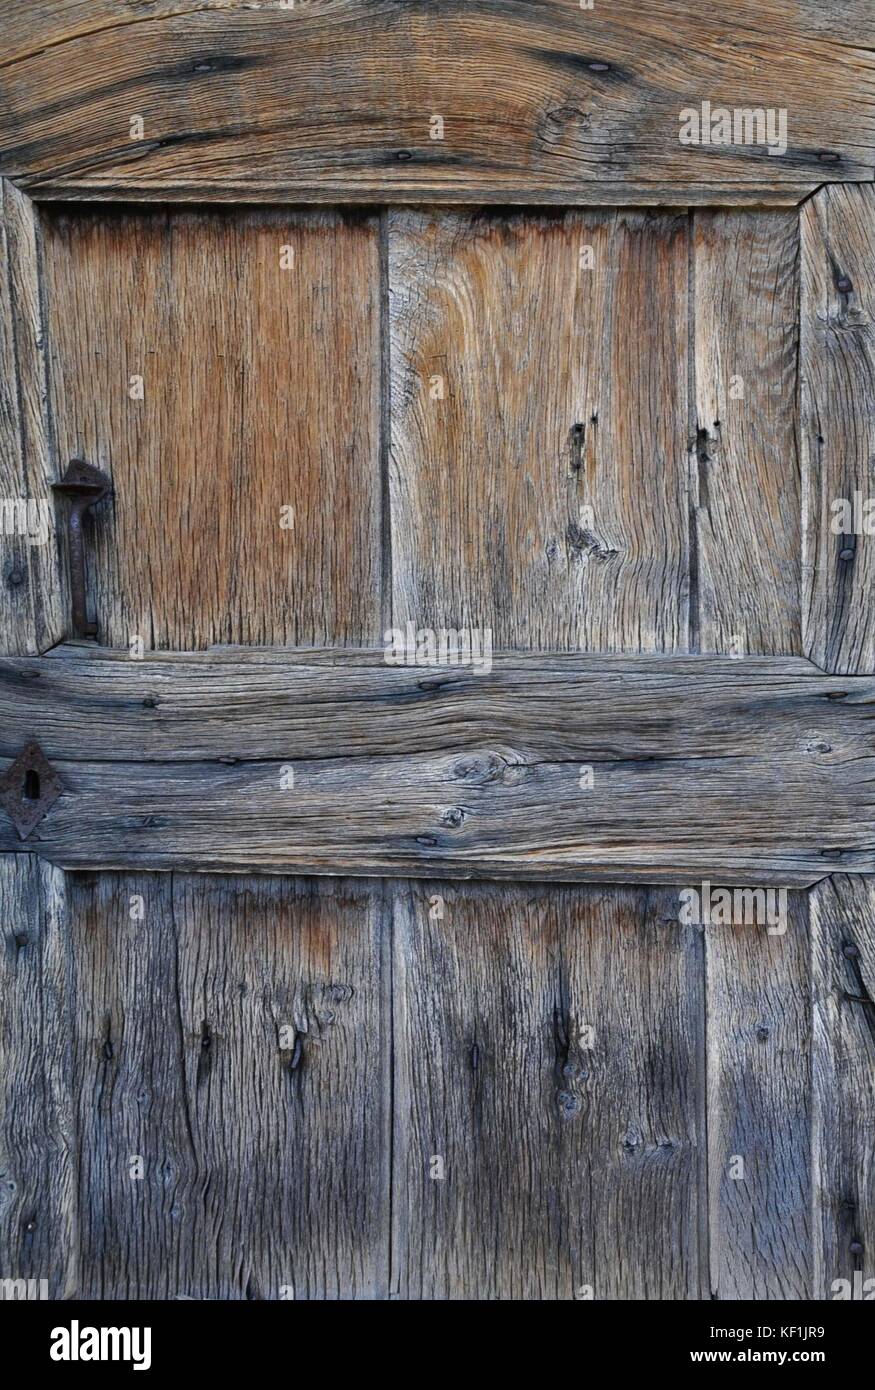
[33,203,802,657]
[41,206,382,649]
[389,207,800,655]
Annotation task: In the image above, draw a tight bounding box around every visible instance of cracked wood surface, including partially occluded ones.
[0,180,66,655]
[802,184,875,675]
[810,875,875,1298]
[0,2,873,202]
[389,208,691,651]
[389,206,803,656]
[5,859,871,1299]
[0,78,872,1299]
[65,871,390,1299]
[392,880,705,1298]
[1,647,872,883]
[38,204,383,650]
[705,899,812,1298]
[0,855,77,1299]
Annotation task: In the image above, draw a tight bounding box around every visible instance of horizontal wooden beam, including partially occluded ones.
[1,646,873,884]
[21,182,821,209]
[1,2,872,202]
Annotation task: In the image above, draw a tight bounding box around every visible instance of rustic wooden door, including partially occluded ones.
[1,3,874,1303]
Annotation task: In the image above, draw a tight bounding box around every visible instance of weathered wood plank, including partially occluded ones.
[1,3,872,199]
[41,206,382,648]
[0,646,856,763]
[0,648,872,883]
[810,874,875,1301]
[69,870,389,1299]
[801,184,875,675]
[392,880,703,1298]
[706,903,812,1298]
[390,208,690,651]
[0,180,64,655]
[692,210,801,656]
[0,853,76,1298]
[17,184,824,209]
[40,642,820,673]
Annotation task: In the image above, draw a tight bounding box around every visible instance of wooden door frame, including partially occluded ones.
[1,2,874,1304]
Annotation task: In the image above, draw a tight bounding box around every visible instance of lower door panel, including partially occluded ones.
[3,858,870,1300]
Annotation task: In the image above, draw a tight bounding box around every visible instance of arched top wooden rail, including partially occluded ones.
[0,0,873,206]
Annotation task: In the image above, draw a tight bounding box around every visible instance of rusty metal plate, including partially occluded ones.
[0,741,63,839]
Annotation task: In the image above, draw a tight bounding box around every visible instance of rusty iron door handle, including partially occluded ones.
[51,459,111,638]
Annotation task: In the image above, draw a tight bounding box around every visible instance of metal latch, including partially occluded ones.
[52,459,111,638]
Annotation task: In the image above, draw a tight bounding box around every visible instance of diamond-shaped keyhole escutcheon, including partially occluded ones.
[0,741,63,839]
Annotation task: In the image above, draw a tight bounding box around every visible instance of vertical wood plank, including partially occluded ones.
[0,854,76,1297]
[392,881,703,1299]
[0,188,73,1295]
[810,874,875,1300]
[70,872,389,1299]
[42,207,382,649]
[0,180,64,655]
[389,209,689,652]
[388,211,705,1299]
[692,210,801,655]
[801,184,875,674]
[706,902,812,1298]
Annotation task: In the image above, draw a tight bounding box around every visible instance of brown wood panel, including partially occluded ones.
[801,184,875,675]
[41,205,382,649]
[706,903,812,1299]
[0,180,64,655]
[390,208,689,651]
[0,854,77,1299]
[1,647,871,884]
[391,880,703,1298]
[692,210,801,656]
[383,200,827,1302]
[810,874,875,1301]
[69,870,389,1299]
[1,3,872,199]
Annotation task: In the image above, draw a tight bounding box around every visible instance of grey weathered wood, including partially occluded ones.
[21,183,821,208]
[1,3,872,200]
[0,179,64,655]
[0,648,871,883]
[692,210,801,656]
[810,874,875,1301]
[801,184,875,675]
[0,126,870,1306]
[392,880,704,1298]
[0,853,76,1298]
[389,208,690,651]
[706,901,812,1298]
[69,870,389,1299]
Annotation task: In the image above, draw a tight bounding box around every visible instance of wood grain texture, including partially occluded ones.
[0,647,871,883]
[801,184,875,675]
[706,902,812,1299]
[69,870,389,1299]
[0,2,872,200]
[41,205,382,649]
[390,209,689,651]
[810,874,875,1300]
[0,180,64,655]
[692,210,801,656]
[0,854,77,1299]
[392,879,703,1298]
